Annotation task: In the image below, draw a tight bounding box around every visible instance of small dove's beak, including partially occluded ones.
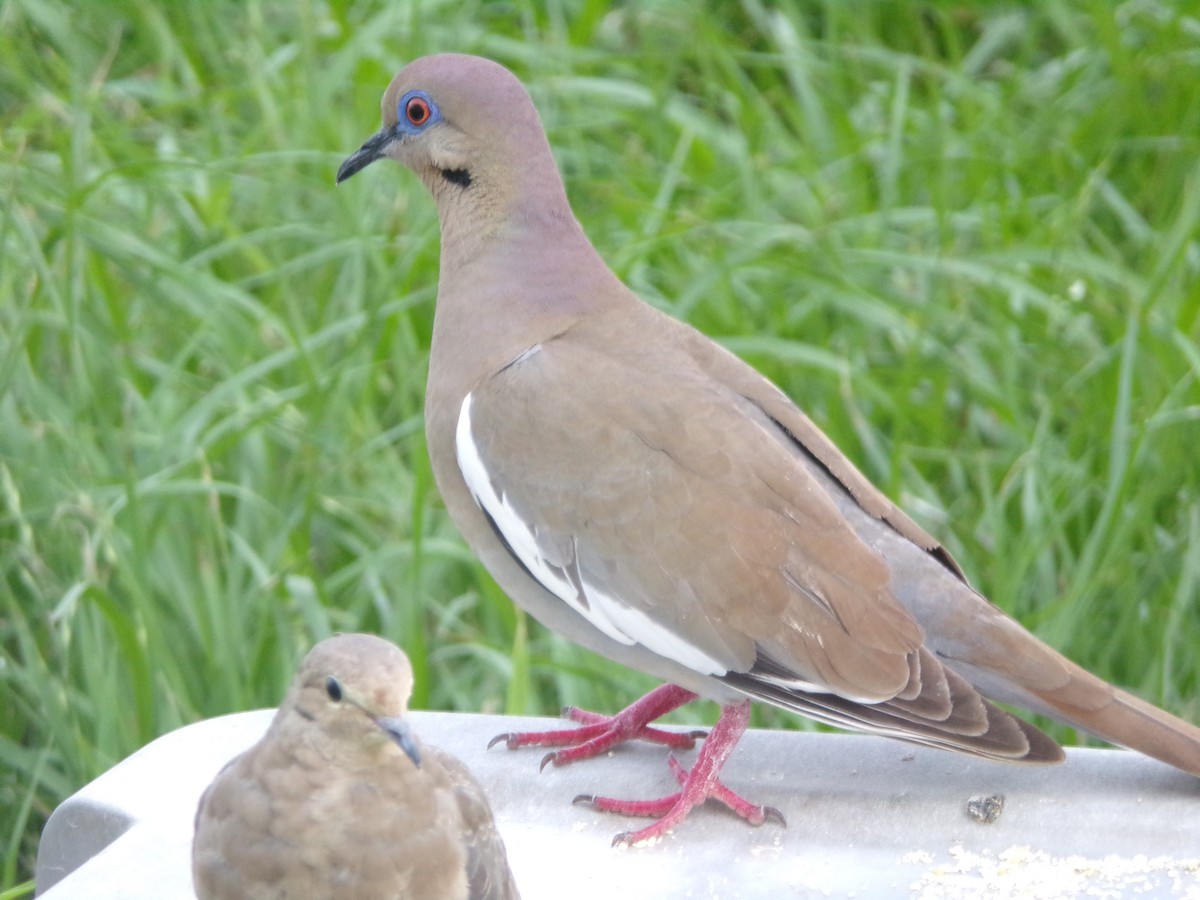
[375,715,421,768]
[336,128,395,184]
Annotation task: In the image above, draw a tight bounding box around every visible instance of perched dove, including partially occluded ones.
[192,633,520,899]
[336,53,1200,846]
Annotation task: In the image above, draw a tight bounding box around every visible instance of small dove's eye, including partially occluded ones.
[405,96,432,127]
[325,677,343,702]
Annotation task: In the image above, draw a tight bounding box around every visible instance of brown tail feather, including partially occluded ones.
[722,663,1067,765]
[1035,680,1200,776]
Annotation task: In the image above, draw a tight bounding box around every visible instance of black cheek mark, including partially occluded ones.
[440,168,472,188]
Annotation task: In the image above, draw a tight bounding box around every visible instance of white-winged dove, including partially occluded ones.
[192,633,520,899]
[337,53,1200,846]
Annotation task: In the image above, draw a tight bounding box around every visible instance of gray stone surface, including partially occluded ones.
[37,710,1200,898]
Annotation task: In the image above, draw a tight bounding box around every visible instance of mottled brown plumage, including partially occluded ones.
[337,54,1200,844]
[192,634,520,898]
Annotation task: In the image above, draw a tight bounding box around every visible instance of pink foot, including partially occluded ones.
[572,701,786,846]
[488,683,705,768]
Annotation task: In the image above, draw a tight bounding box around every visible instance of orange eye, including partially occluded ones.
[406,96,431,126]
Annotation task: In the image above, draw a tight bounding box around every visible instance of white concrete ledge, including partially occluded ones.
[37,710,1200,898]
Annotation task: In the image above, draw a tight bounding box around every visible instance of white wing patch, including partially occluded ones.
[456,392,728,677]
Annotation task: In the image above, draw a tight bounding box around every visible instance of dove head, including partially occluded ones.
[337,54,572,249]
[287,633,422,768]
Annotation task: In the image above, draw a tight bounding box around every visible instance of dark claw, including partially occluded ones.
[559,706,573,717]
[487,733,515,751]
[572,794,597,806]
[611,831,634,848]
[539,751,558,772]
[762,805,787,828]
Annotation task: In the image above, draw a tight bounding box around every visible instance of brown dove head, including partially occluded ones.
[282,632,422,768]
[336,54,571,244]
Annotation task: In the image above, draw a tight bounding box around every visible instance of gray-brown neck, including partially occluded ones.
[426,145,630,390]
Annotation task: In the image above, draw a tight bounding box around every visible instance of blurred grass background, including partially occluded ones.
[3,0,1199,891]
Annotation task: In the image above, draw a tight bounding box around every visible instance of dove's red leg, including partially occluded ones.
[488,683,705,767]
[573,701,785,846]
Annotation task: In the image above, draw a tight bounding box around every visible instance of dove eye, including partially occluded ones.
[406,96,431,125]
[325,677,343,702]
[397,90,439,133]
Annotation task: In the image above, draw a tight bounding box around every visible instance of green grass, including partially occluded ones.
[3,0,1200,890]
